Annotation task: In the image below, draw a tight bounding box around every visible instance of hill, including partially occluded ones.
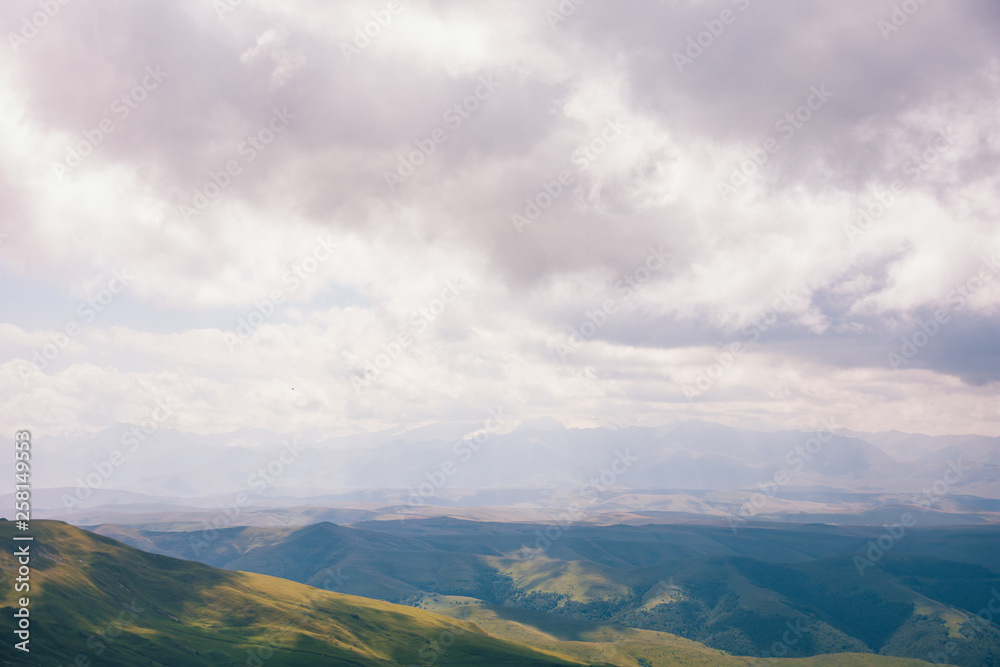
[88,518,1000,665]
[0,520,952,667]
[0,520,587,666]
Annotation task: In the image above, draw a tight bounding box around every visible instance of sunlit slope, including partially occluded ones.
[0,521,587,666]
[433,603,949,667]
[480,552,1000,664]
[92,519,1000,665]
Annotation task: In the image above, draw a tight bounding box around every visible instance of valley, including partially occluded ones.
[83,518,1000,666]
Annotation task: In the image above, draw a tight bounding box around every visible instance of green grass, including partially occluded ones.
[0,521,588,666]
[1,520,963,667]
[436,603,949,667]
[88,518,1000,665]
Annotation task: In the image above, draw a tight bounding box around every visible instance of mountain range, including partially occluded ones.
[24,419,1000,504]
[0,520,948,667]
[86,517,1000,666]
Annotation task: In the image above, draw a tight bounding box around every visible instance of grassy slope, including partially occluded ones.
[488,552,999,663]
[432,603,944,667]
[88,519,999,663]
[0,521,958,667]
[0,521,587,666]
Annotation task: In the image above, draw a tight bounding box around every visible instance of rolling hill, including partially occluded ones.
[0,521,954,667]
[0,520,588,666]
[88,518,1000,665]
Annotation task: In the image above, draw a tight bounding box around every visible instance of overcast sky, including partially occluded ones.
[1,0,998,438]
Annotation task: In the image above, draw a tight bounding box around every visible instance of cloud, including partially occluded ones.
[1,0,998,437]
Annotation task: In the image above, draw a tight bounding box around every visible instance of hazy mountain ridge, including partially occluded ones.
[27,419,1000,501]
[14,485,1000,535]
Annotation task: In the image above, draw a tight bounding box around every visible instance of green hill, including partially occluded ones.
[435,602,949,667]
[0,521,588,666]
[0,520,957,667]
[89,518,1000,665]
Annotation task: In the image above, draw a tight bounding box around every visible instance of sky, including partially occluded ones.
[1,0,998,438]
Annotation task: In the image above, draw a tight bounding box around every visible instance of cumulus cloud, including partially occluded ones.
[1,0,998,437]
